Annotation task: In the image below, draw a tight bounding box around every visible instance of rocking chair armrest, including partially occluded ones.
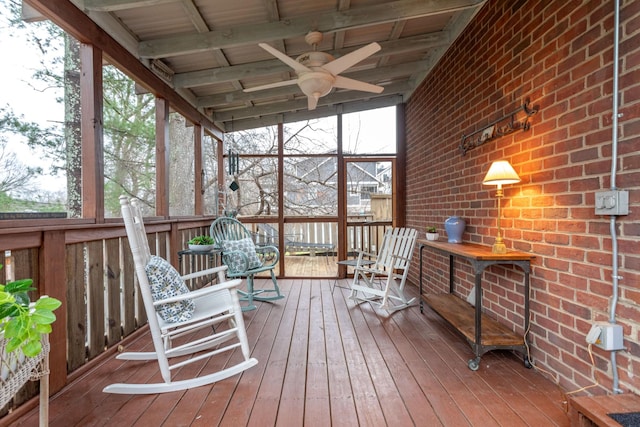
[180,265,229,281]
[184,278,243,299]
[354,251,377,265]
[255,244,280,264]
[390,253,411,265]
[152,278,242,306]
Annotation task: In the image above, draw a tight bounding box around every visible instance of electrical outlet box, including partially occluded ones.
[586,322,624,351]
[595,190,629,215]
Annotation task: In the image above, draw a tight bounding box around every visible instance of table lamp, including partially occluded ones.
[483,160,520,254]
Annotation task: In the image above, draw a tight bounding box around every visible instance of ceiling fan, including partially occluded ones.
[243,32,384,110]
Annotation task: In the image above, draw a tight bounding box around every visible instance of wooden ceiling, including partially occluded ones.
[33,0,487,131]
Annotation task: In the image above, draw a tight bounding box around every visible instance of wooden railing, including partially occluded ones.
[345,220,392,257]
[0,216,393,413]
[0,217,214,411]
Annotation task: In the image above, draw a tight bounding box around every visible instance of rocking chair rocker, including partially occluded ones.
[103,197,257,394]
[210,217,284,311]
[349,227,418,313]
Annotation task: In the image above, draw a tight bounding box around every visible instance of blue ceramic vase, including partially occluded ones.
[444,216,466,243]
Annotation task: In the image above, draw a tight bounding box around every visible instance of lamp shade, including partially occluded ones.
[482,160,521,186]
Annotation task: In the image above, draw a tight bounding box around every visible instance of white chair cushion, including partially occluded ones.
[221,238,262,272]
[145,256,195,323]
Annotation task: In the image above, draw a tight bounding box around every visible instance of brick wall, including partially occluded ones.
[405,0,640,395]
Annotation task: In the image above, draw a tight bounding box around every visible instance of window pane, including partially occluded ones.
[229,156,278,217]
[284,157,337,216]
[103,65,156,217]
[343,106,396,154]
[203,133,218,216]
[169,113,195,216]
[346,160,392,220]
[230,126,278,155]
[283,118,337,155]
[0,8,67,217]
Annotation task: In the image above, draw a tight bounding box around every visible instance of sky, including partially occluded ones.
[0,0,65,193]
[343,106,397,154]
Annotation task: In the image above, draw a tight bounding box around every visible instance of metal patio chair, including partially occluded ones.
[210,217,284,311]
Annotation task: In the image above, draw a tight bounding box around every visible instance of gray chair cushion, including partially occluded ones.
[145,256,195,323]
[221,237,262,273]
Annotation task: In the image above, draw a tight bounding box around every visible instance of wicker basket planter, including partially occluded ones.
[0,333,50,424]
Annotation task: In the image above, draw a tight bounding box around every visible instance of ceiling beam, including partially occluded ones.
[197,61,425,109]
[404,5,483,101]
[83,0,178,12]
[137,0,484,58]
[220,95,403,132]
[173,33,448,88]
[213,81,411,122]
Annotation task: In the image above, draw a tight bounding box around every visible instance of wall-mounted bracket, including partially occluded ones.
[459,99,539,155]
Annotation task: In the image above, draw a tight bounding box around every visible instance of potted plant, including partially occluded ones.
[0,272,61,358]
[425,226,439,241]
[188,235,215,252]
[0,266,61,401]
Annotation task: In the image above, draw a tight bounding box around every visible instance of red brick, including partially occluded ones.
[404,0,640,395]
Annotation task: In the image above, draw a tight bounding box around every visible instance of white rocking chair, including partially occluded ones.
[349,227,418,313]
[103,196,257,394]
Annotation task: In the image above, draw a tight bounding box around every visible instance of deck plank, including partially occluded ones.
[332,285,388,426]
[244,279,301,427]
[303,280,331,426]
[9,277,570,427]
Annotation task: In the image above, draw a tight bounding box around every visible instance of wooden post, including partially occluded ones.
[194,124,204,215]
[39,230,67,393]
[156,98,170,217]
[80,43,104,221]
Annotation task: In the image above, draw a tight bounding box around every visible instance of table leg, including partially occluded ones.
[419,244,425,313]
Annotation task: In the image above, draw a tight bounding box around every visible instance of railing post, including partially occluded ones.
[170,222,180,267]
[39,230,68,394]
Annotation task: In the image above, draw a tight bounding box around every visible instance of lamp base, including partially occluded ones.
[491,242,507,254]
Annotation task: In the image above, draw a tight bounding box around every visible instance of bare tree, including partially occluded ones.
[0,137,40,193]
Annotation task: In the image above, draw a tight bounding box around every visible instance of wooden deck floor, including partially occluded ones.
[13,279,570,426]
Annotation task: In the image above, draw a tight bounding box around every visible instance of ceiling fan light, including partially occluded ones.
[298,72,334,98]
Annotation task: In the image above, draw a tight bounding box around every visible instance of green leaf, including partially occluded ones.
[35,323,52,334]
[14,292,31,307]
[31,309,57,325]
[0,302,19,319]
[4,279,34,293]
[22,339,42,358]
[3,317,24,338]
[35,297,62,311]
[5,337,21,353]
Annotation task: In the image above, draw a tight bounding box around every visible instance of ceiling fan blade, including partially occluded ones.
[258,43,309,73]
[322,42,381,75]
[333,76,384,94]
[307,95,319,110]
[243,79,298,93]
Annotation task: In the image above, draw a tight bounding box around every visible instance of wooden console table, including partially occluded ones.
[418,240,535,370]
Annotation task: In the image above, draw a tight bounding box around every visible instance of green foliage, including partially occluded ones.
[0,191,66,213]
[0,267,61,357]
[102,65,157,216]
[188,235,214,245]
[426,226,437,233]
